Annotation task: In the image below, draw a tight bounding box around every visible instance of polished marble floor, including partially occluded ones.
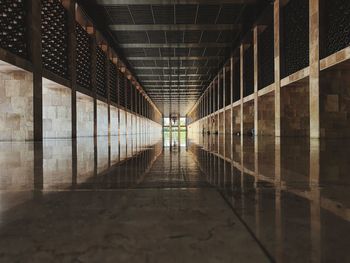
[0,132,349,262]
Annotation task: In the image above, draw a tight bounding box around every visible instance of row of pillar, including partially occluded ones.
[189,0,321,139]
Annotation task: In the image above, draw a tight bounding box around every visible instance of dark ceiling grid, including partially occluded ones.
[94,0,267,116]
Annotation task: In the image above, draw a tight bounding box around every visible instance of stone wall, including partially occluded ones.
[97,136,109,174]
[97,100,108,136]
[320,67,350,138]
[0,70,33,141]
[225,109,231,134]
[42,79,71,138]
[281,81,310,137]
[218,112,224,133]
[110,105,119,136]
[258,92,275,136]
[243,101,254,135]
[119,109,126,134]
[77,92,94,137]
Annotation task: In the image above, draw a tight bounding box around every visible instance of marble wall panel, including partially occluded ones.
[258,92,275,136]
[0,70,33,141]
[110,105,118,136]
[97,100,108,136]
[77,92,94,137]
[243,101,254,135]
[42,79,71,138]
[281,82,310,136]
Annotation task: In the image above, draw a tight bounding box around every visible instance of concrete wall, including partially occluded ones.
[0,70,33,141]
[77,92,94,137]
[258,92,275,136]
[97,100,108,136]
[281,81,310,137]
[42,79,71,138]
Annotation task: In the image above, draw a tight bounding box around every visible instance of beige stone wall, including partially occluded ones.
[243,101,254,134]
[320,67,350,138]
[218,112,224,133]
[281,82,310,137]
[77,92,94,137]
[119,109,126,134]
[232,106,241,134]
[97,100,108,136]
[110,105,119,136]
[43,79,71,138]
[225,109,231,134]
[258,92,275,136]
[0,142,34,190]
[0,70,33,141]
[43,140,72,189]
[110,135,119,166]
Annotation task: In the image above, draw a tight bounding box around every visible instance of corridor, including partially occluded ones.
[0,133,349,262]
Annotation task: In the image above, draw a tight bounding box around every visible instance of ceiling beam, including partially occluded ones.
[109,24,240,31]
[98,0,255,5]
[127,56,223,60]
[142,80,203,83]
[120,43,232,48]
[137,74,209,76]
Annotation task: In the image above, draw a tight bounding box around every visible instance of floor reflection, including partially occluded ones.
[0,133,349,262]
[189,133,350,263]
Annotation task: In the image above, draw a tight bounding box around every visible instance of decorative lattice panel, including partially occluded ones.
[322,0,350,58]
[282,0,309,78]
[76,23,91,89]
[109,60,118,103]
[96,47,107,97]
[118,70,126,107]
[258,21,274,89]
[0,0,27,57]
[42,0,69,78]
[243,45,254,97]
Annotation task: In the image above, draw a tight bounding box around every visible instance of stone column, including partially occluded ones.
[230,57,234,137]
[240,44,244,137]
[90,27,97,137]
[62,0,77,139]
[106,48,111,138]
[274,0,281,137]
[254,26,259,136]
[29,0,43,141]
[223,67,226,135]
[309,0,320,138]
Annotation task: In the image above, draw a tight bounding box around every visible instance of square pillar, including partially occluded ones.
[274,0,281,137]
[309,0,320,138]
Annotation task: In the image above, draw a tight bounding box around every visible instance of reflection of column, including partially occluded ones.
[275,188,283,262]
[254,136,260,237]
[72,139,77,187]
[34,142,43,191]
[310,139,321,262]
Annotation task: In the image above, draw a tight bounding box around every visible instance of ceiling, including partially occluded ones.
[81,0,270,117]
